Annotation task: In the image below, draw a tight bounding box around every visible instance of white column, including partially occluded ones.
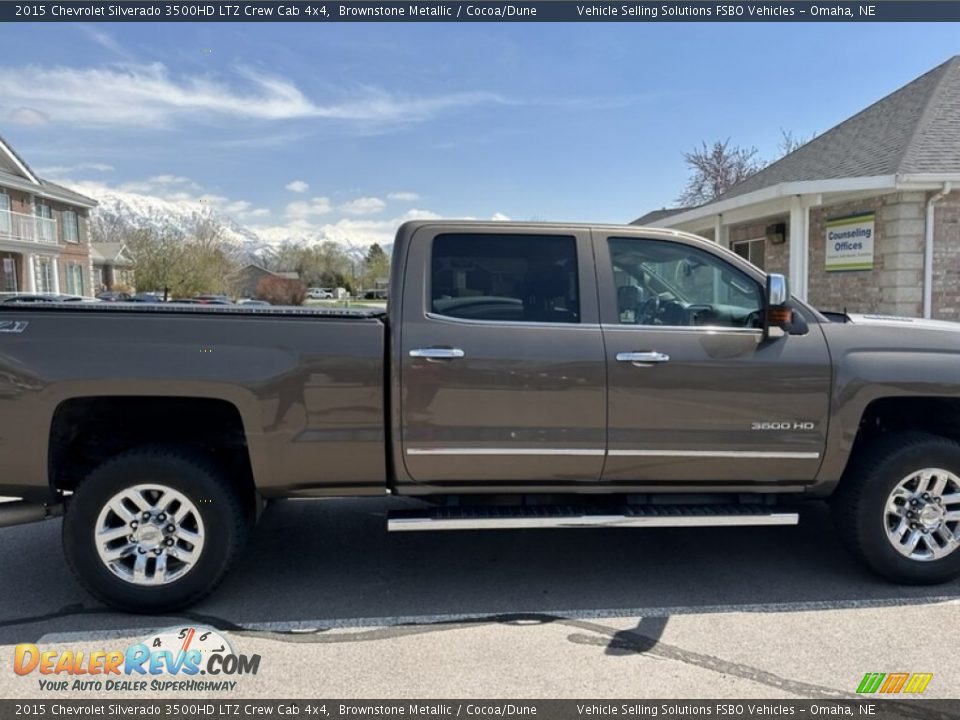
[789,196,809,301]
[52,258,61,294]
[714,214,729,249]
[24,254,35,292]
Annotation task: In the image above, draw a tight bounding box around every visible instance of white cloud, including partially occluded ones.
[491,212,511,221]
[285,197,333,221]
[38,162,114,175]
[9,107,49,126]
[387,191,420,202]
[340,197,386,216]
[252,208,442,248]
[285,180,309,193]
[0,62,505,128]
[78,26,136,61]
[116,175,202,194]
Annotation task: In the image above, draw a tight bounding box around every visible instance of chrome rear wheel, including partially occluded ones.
[95,483,206,585]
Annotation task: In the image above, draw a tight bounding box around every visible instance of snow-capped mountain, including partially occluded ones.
[88,189,278,262]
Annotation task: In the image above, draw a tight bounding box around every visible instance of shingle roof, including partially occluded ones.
[715,56,960,202]
[0,132,98,208]
[39,179,97,208]
[630,207,692,225]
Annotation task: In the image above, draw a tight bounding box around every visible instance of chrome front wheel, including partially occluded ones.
[883,468,960,562]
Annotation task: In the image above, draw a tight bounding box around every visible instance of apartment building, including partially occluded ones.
[0,135,97,297]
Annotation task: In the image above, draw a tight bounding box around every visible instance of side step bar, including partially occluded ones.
[388,504,798,532]
[0,500,63,529]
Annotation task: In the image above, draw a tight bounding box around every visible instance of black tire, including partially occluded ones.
[63,446,250,613]
[832,432,960,584]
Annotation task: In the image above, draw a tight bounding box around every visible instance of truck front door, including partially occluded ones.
[398,226,606,485]
[595,231,831,488]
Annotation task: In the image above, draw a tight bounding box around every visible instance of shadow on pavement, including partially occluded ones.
[1,497,959,643]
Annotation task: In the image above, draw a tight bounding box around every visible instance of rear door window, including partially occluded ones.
[431,234,580,323]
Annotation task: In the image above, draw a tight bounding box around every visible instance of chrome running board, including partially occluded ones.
[388,504,798,532]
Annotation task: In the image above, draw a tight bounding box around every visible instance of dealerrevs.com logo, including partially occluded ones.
[14,626,260,692]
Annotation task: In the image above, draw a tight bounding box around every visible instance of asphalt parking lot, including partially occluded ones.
[1,497,959,699]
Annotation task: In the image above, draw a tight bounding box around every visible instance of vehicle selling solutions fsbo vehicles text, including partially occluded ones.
[576,5,799,17]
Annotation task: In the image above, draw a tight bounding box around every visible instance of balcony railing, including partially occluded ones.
[0,209,57,245]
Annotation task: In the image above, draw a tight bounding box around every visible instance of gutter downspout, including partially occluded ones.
[924,182,952,319]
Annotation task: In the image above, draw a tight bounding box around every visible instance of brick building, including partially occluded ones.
[0,135,97,297]
[634,56,960,320]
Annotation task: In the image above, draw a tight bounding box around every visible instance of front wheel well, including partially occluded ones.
[49,396,256,515]
[847,397,960,473]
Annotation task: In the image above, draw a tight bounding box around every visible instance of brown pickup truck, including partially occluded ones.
[2,221,960,612]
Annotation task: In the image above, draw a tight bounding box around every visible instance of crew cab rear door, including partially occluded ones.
[595,230,831,487]
[397,225,606,485]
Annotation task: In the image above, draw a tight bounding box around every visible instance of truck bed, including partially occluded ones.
[0,303,388,500]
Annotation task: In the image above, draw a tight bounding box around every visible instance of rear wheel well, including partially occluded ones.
[49,397,256,515]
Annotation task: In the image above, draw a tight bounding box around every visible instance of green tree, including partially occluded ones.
[363,243,390,289]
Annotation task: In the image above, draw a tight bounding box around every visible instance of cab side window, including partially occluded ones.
[431,234,580,323]
[609,237,762,329]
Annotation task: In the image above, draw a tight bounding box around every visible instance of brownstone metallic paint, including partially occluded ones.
[0,221,957,503]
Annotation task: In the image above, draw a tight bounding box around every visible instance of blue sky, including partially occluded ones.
[0,22,957,246]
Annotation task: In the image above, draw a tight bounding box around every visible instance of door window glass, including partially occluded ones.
[609,237,762,328]
[431,234,580,323]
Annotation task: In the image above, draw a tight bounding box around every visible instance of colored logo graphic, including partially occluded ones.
[856,672,933,694]
[13,626,260,692]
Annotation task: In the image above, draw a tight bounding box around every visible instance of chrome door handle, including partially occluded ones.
[616,351,670,364]
[409,347,465,360]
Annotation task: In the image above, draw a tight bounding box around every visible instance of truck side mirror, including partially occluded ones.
[763,273,791,339]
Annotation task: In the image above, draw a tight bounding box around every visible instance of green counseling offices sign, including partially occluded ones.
[825,213,875,272]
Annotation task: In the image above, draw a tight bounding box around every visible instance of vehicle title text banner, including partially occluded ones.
[4,700,960,719]
[6,1,960,22]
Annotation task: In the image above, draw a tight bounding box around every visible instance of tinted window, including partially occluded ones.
[431,234,580,323]
[609,237,762,328]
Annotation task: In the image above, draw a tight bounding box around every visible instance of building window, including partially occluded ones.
[732,238,766,270]
[0,193,10,235]
[65,262,85,295]
[2,256,18,292]
[33,202,55,243]
[62,210,80,243]
[36,256,54,293]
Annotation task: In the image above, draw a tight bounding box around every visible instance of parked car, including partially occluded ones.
[0,294,57,303]
[127,294,163,303]
[2,220,960,613]
[192,295,234,305]
[238,299,271,306]
[307,287,334,299]
[95,291,132,302]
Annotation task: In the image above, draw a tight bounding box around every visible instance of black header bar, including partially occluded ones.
[4,1,960,22]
